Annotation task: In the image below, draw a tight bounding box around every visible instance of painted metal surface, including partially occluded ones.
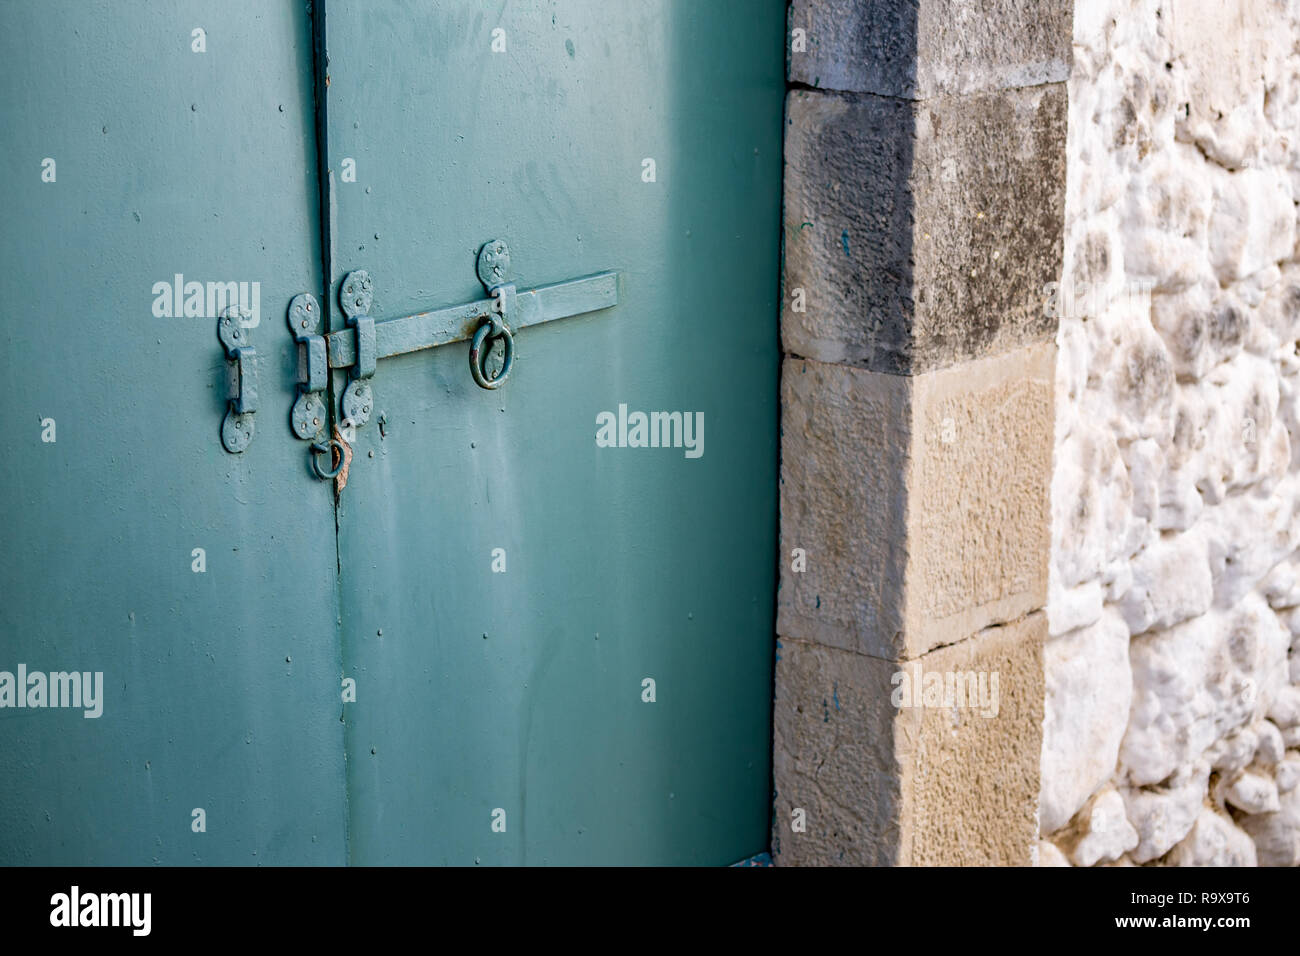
[0,0,782,867]
[323,1,784,865]
[0,1,346,864]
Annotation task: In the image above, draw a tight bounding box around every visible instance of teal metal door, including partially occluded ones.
[0,0,783,866]
[322,1,784,865]
[0,1,346,864]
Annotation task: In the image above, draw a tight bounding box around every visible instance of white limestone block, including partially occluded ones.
[1071,788,1140,866]
[1041,611,1133,832]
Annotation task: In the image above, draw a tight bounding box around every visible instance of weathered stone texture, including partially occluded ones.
[770,638,903,866]
[1040,609,1131,834]
[773,612,1044,866]
[1042,0,1300,866]
[783,83,1066,374]
[777,0,1070,868]
[901,612,1045,865]
[777,355,910,659]
[910,342,1054,639]
[778,343,1054,660]
[788,0,1072,99]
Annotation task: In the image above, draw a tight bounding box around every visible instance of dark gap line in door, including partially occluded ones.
[310,0,352,864]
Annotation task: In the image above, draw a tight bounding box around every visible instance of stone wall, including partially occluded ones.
[774,0,1070,865]
[1042,0,1300,866]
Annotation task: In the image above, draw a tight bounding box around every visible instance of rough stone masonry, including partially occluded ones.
[1042,0,1300,866]
[773,0,1300,867]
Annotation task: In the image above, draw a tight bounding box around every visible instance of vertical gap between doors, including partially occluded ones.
[309,0,352,866]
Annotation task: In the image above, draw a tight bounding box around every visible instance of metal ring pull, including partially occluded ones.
[311,438,345,480]
[469,314,514,389]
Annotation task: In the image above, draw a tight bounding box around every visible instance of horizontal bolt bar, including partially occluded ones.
[325,271,618,369]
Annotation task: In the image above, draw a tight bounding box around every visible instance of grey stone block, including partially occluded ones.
[788,0,1072,98]
[782,82,1066,374]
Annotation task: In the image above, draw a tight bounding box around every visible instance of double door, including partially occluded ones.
[0,0,783,865]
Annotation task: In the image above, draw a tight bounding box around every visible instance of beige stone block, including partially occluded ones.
[771,637,902,866]
[772,612,1045,865]
[778,342,1054,660]
[898,612,1045,865]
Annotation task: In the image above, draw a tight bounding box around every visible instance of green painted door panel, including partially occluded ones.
[322,2,784,864]
[0,0,781,867]
[0,1,346,864]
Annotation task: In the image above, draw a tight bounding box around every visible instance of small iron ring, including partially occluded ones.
[311,438,345,480]
[469,315,514,390]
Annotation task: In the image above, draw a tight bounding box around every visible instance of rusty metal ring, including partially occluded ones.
[311,438,345,480]
[469,316,514,390]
